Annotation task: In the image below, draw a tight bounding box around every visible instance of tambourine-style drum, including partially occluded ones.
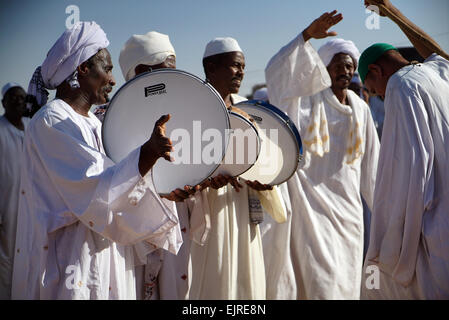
[212,111,261,177]
[235,100,304,185]
[102,69,230,195]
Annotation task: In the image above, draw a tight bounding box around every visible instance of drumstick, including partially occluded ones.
[377,4,449,60]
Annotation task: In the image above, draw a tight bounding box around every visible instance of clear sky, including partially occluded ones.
[1,0,448,115]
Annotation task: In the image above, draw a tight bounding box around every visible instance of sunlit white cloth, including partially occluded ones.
[265,33,380,299]
[11,99,181,299]
[119,31,176,81]
[0,116,30,299]
[362,54,449,299]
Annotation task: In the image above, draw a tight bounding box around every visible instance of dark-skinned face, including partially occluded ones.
[207,51,245,95]
[134,55,176,76]
[83,48,116,105]
[2,86,27,117]
[327,53,355,92]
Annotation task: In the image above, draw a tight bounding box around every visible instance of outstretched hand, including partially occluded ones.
[303,10,343,41]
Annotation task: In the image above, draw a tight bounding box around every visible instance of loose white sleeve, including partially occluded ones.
[28,111,179,247]
[265,32,331,112]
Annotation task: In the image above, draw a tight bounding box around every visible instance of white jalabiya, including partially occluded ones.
[0,116,30,299]
[362,54,449,299]
[136,192,210,300]
[188,184,265,299]
[265,33,380,299]
[188,94,285,300]
[11,99,182,300]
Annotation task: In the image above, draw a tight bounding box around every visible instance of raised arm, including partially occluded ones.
[265,10,343,109]
[365,0,449,60]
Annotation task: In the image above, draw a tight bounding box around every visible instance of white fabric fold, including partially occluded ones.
[119,31,176,81]
[42,21,109,89]
[12,99,181,299]
[265,31,380,300]
[317,38,360,67]
[0,116,30,299]
[363,55,449,299]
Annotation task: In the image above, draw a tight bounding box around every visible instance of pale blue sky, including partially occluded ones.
[1,0,448,115]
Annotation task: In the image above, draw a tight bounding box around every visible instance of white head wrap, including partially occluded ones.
[28,21,109,107]
[253,87,268,101]
[119,31,176,81]
[2,82,22,98]
[203,37,243,59]
[317,38,360,67]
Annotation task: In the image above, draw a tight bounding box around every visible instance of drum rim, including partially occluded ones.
[235,99,304,185]
[236,100,303,155]
[102,68,231,193]
[212,110,262,177]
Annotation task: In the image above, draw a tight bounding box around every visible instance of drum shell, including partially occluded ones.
[213,111,260,177]
[235,100,303,185]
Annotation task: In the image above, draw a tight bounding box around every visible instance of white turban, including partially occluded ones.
[2,82,22,97]
[203,37,243,59]
[119,31,176,81]
[317,38,360,67]
[28,21,109,107]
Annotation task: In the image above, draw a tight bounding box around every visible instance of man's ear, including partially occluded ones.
[77,61,90,76]
[205,62,216,76]
[368,63,382,77]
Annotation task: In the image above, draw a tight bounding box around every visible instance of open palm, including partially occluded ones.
[305,10,343,40]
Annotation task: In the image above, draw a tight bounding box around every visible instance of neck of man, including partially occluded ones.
[4,112,24,131]
[56,88,91,117]
[391,60,411,77]
[331,86,349,105]
[222,93,233,108]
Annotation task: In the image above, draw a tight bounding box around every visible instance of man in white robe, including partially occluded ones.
[361,0,449,299]
[0,83,30,299]
[119,31,209,300]
[264,11,380,299]
[11,21,182,300]
[188,37,287,300]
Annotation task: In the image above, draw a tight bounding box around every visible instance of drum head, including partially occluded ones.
[235,100,303,185]
[213,111,260,177]
[102,69,230,195]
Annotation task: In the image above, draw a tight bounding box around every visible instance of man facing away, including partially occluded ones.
[361,0,449,299]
